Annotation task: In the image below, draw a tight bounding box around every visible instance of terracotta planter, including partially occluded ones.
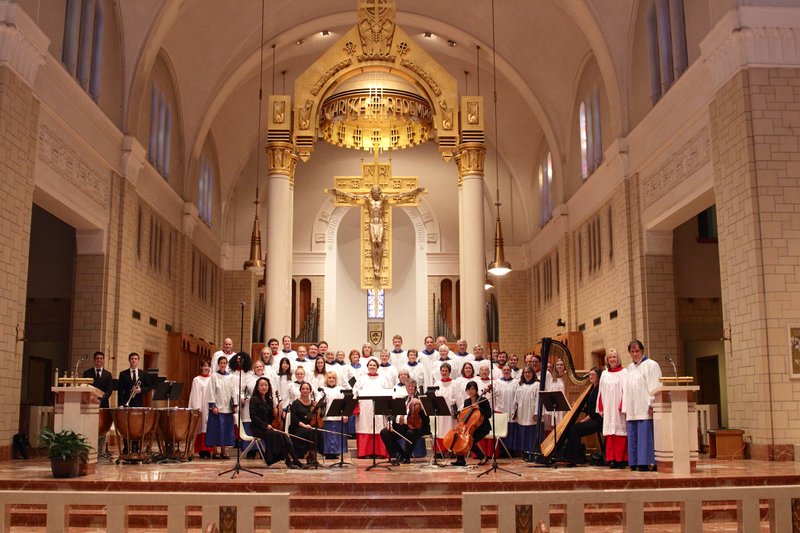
[50,457,80,478]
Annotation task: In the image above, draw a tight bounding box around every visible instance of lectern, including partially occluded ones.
[52,377,104,474]
[653,379,700,474]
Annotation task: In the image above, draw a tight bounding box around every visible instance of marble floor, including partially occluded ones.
[0,455,797,532]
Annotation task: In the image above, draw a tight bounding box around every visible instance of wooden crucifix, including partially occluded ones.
[326,158,426,289]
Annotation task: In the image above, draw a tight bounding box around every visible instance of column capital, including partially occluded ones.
[0,1,49,86]
[456,142,486,176]
[266,141,298,188]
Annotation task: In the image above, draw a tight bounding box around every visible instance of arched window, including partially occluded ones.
[148,82,173,179]
[198,153,213,226]
[579,89,603,179]
[647,0,687,102]
[539,151,553,227]
[62,0,105,101]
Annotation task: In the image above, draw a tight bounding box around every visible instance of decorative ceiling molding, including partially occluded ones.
[0,1,49,87]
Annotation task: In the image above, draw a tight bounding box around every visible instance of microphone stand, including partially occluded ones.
[219,303,261,478]
[478,351,519,477]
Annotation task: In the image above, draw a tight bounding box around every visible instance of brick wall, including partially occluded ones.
[0,66,39,453]
[710,68,800,457]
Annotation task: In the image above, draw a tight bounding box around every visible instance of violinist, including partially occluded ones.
[289,381,323,466]
[450,381,491,466]
[249,377,303,469]
[379,380,429,465]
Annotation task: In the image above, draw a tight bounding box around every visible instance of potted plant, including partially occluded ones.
[38,427,92,478]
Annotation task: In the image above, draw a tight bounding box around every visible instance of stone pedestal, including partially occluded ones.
[653,385,700,474]
[52,385,104,473]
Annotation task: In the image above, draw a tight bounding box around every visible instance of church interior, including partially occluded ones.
[2,0,800,530]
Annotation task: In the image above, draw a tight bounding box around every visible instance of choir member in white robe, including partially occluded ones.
[343,349,366,390]
[377,350,399,386]
[321,372,347,458]
[353,358,392,458]
[453,362,478,415]
[622,340,661,471]
[598,348,628,468]
[275,357,294,409]
[188,360,213,458]
[430,345,458,387]
[402,349,427,393]
[204,356,237,458]
[417,336,439,377]
[508,366,539,454]
[432,363,458,456]
[389,334,408,368]
[288,367,307,403]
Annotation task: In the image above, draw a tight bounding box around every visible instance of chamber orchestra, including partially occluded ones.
[87,336,660,473]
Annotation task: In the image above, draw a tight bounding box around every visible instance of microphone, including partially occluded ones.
[75,354,88,378]
[665,356,678,382]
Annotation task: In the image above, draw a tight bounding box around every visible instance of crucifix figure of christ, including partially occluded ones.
[326,159,426,289]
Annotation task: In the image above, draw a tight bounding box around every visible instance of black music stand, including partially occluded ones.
[530,390,570,469]
[420,393,451,467]
[359,395,390,471]
[367,397,408,470]
[327,395,358,468]
[152,381,184,464]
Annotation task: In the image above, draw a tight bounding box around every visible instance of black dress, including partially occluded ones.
[289,399,323,457]
[562,385,603,464]
[250,392,295,465]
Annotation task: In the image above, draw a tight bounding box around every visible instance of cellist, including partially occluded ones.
[379,379,429,465]
[451,381,491,466]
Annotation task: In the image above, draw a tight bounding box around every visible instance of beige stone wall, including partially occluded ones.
[0,66,39,452]
[70,254,106,360]
[494,269,531,356]
[221,270,256,354]
[710,67,800,455]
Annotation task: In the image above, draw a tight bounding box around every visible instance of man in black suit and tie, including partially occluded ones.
[84,351,113,457]
[83,351,113,408]
[118,352,151,408]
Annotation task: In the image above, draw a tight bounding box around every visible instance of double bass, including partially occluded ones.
[441,385,491,456]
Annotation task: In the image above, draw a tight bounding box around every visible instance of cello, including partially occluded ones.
[441,385,491,456]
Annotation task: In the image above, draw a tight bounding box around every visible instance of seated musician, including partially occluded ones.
[379,380,429,465]
[249,377,303,469]
[289,382,324,467]
[451,381,491,467]
[559,367,603,466]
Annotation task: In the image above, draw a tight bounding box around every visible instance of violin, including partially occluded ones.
[272,389,284,432]
[442,385,491,456]
[308,389,326,429]
[406,390,423,430]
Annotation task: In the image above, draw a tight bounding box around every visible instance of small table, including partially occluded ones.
[708,429,745,460]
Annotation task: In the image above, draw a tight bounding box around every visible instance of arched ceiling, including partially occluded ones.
[123,0,632,247]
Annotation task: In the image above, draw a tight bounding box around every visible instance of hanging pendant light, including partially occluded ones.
[487,0,511,277]
[243,0,268,275]
[484,273,494,291]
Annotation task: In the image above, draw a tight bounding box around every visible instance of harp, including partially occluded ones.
[531,337,591,461]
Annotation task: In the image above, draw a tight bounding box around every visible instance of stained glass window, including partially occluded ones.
[367,289,385,319]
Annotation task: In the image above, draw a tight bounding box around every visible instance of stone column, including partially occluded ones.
[264,141,298,339]
[456,142,487,347]
[0,3,48,457]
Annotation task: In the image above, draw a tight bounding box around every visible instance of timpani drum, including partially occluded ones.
[98,408,113,436]
[112,407,159,463]
[156,408,200,461]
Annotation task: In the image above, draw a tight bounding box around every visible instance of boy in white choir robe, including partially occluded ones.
[401,349,427,393]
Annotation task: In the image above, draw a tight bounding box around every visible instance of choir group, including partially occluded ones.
[187,335,661,470]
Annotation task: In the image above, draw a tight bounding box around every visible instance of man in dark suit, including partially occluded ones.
[118,352,151,408]
[84,351,113,457]
[83,351,113,408]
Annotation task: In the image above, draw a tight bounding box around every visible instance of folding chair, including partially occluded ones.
[234,413,266,461]
[491,413,514,462]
